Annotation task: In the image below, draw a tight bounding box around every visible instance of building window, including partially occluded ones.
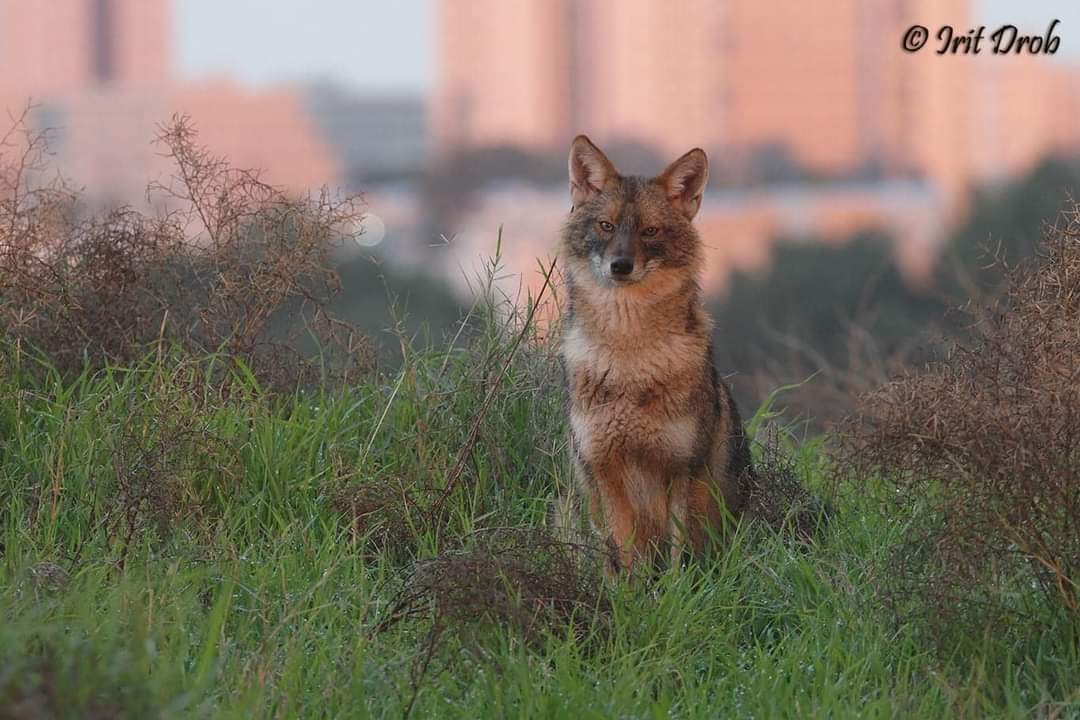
[91,0,114,84]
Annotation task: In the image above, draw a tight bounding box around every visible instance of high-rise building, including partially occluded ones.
[0,0,337,205]
[566,0,725,159]
[433,0,571,150]
[0,0,169,97]
[432,0,1080,211]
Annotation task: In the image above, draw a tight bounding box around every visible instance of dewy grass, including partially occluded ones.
[842,214,1080,645]
[1,242,1078,718]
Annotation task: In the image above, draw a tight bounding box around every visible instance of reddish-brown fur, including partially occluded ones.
[559,135,754,574]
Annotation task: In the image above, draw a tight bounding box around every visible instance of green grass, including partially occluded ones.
[1,325,1077,719]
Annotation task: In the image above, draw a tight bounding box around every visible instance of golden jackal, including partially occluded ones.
[559,135,754,574]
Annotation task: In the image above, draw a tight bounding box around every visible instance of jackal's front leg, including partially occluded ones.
[572,453,632,573]
[599,461,672,575]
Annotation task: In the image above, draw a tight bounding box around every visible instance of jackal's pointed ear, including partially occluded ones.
[658,148,709,220]
[568,135,617,206]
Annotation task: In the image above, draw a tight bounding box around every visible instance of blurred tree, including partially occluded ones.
[420,141,670,239]
[708,232,939,374]
[936,156,1080,297]
[329,253,466,368]
[706,232,945,423]
[601,138,665,176]
[706,154,1080,423]
[421,145,566,237]
[745,143,813,185]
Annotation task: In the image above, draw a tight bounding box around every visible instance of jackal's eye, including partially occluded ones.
[598,220,615,233]
[641,226,660,237]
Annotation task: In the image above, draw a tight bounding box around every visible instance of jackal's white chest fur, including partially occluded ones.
[562,322,705,462]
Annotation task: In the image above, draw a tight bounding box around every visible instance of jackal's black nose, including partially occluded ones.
[610,257,634,276]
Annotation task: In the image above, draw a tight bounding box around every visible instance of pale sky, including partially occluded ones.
[176,0,433,93]
[175,0,1080,94]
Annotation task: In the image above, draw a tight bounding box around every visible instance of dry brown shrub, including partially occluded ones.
[102,363,242,561]
[0,109,373,389]
[0,650,150,720]
[371,527,610,716]
[334,478,429,560]
[376,527,611,648]
[842,209,1080,625]
[744,427,831,544]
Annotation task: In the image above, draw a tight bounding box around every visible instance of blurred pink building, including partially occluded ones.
[0,0,336,205]
[433,0,1080,210]
[430,0,1080,292]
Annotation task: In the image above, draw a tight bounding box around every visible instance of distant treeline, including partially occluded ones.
[350,154,1080,423]
[707,155,1080,422]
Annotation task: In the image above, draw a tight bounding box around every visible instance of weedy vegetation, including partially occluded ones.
[842,211,1080,652]
[0,112,372,391]
[1,116,1078,718]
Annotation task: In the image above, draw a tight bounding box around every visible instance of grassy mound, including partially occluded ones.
[1,292,1077,718]
[2,114,1077,718]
